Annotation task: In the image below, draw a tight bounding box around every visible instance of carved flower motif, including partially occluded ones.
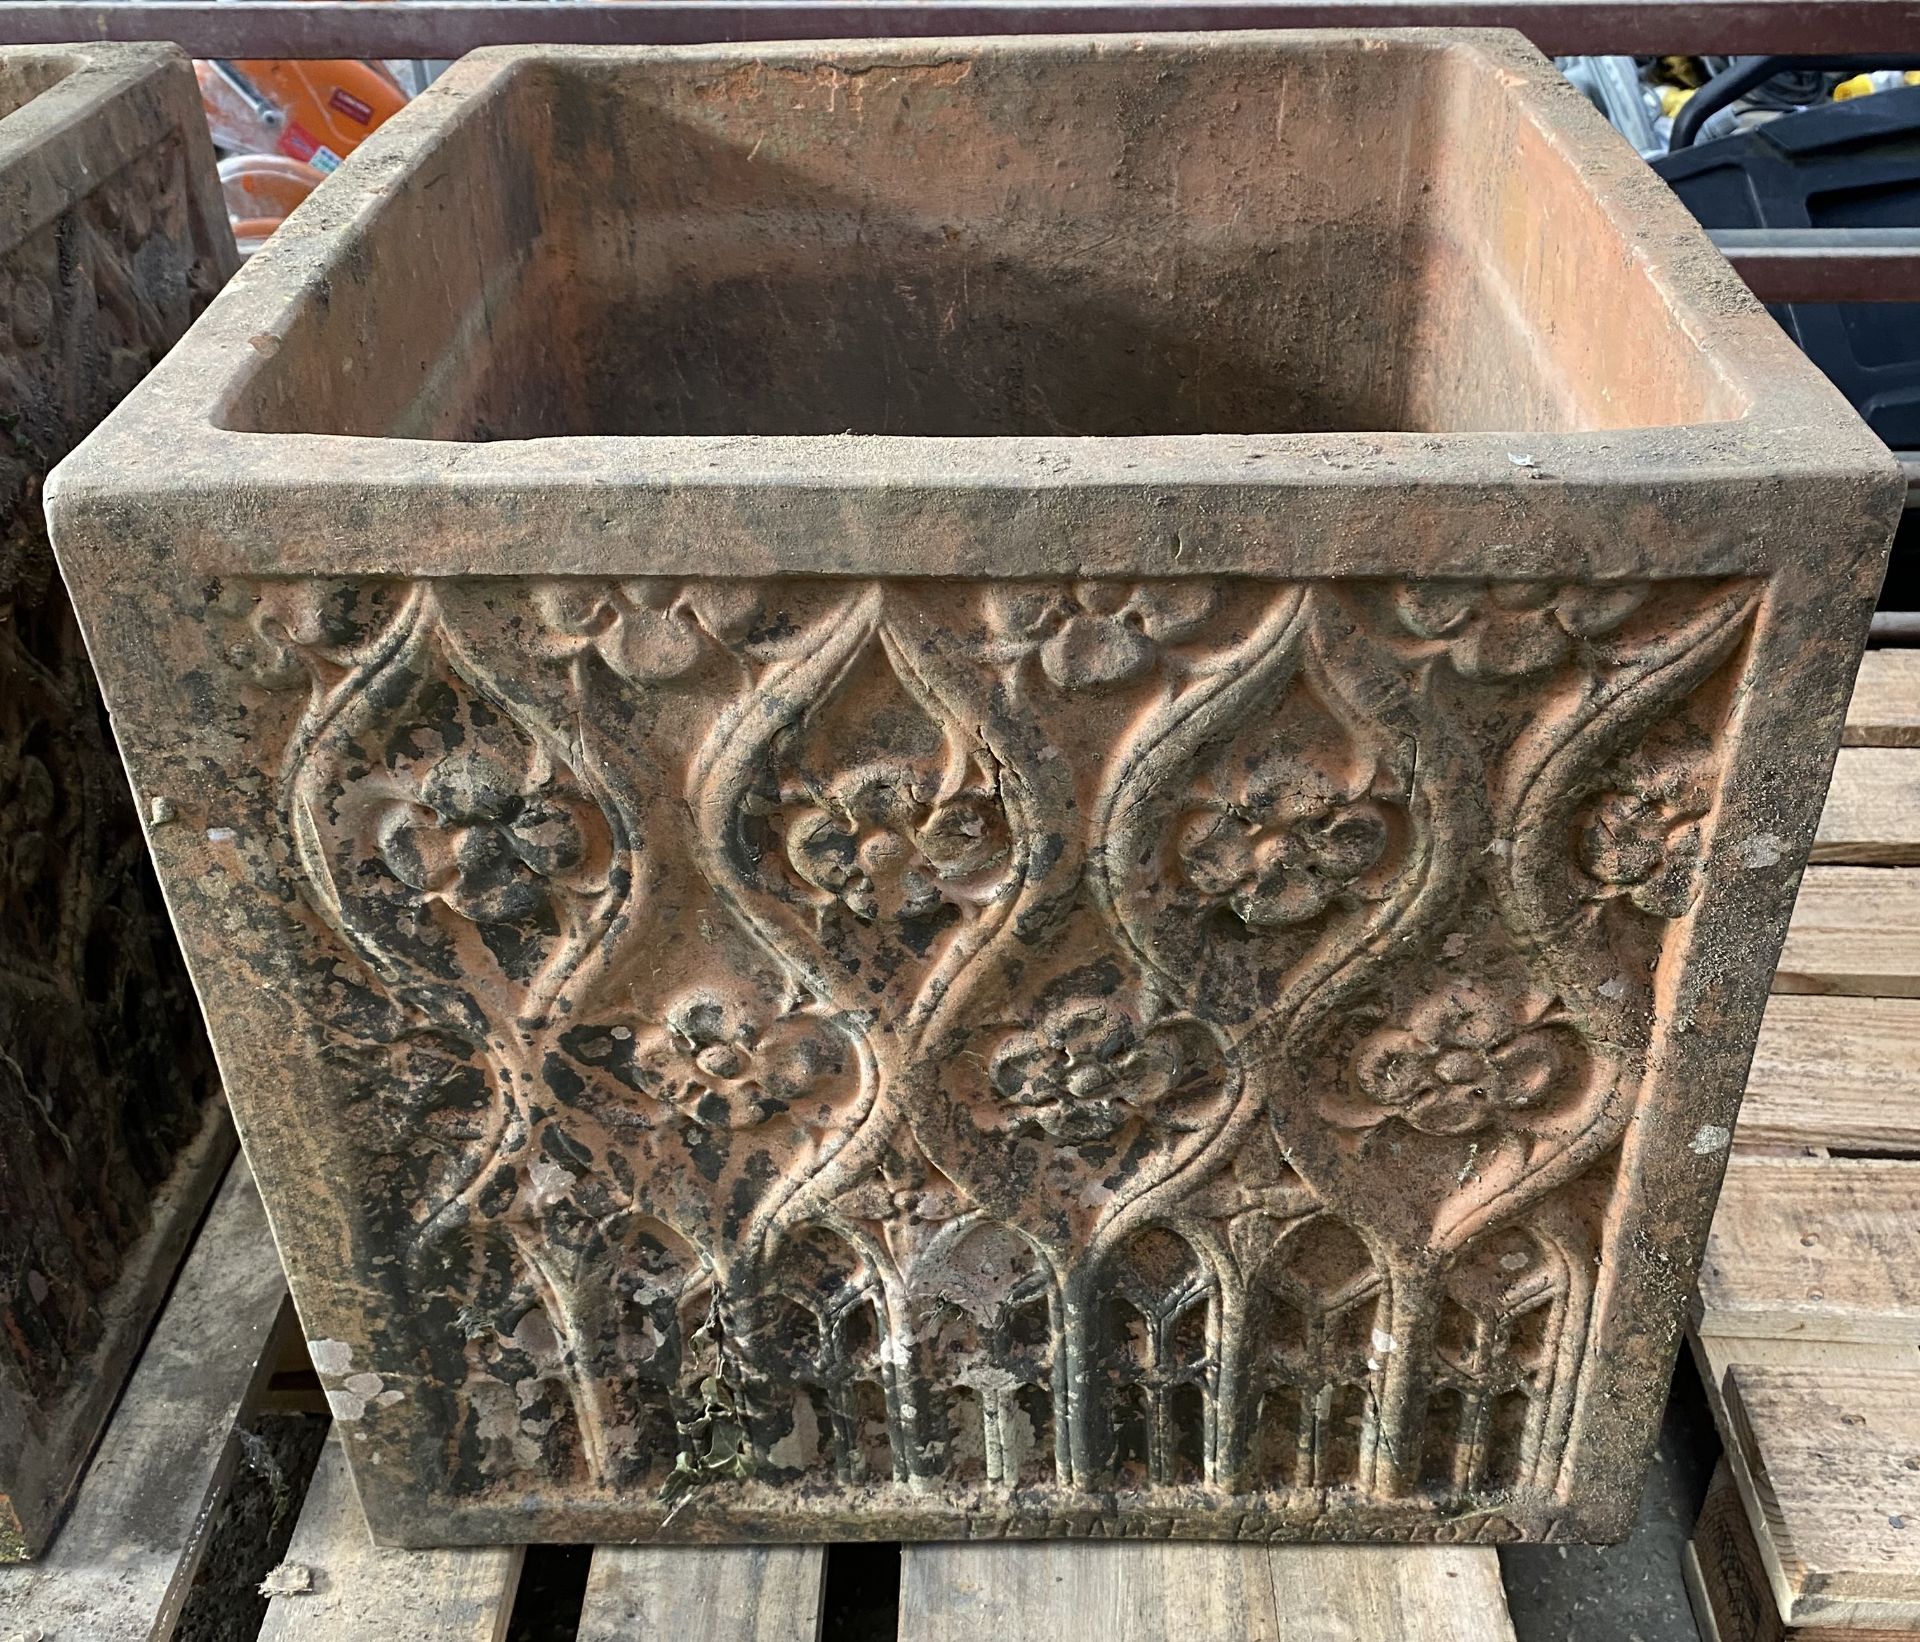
[1394,582,1646,679]
[534,579,760,680]
[374,749,608,926]
[1330,985,1574,1138]
[990,999,1206,1145]
[785,764,1010,924]
[1177,757,1389,928]
[244,587,328,689]
[986,582,1218,692]
[635,990,853,1130]
[1578,775,1708,919]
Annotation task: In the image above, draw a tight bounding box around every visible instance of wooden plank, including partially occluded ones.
[1739,996,1920,1154]
[1775,868,1920,997]
[1683,1457,1919,1642]
[898,1542,1516,1642]
[1718,1364,1920,1631]
[1684,1459,1771,1642]
[1813,748,1920,865]
[1688,1332,1920,1441]
[0,1159,288,1641]
[1844,650,1920,748]
[575,1544,824,1642]
[1681,1328,1920,1482]
[1695,1156,1920,1344]
[257,1430,523,1641]
[1682,1542,1732,1642]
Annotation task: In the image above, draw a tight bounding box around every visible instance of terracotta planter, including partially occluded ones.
[48,33,1901,1546]
[0,44,236,1559]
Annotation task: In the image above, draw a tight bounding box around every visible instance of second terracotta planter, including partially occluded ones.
[48,33,1901,1544]
[0,42,234,1559]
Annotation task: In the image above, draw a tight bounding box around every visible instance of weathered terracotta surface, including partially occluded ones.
[47,34,1902,1546]
[0,44,236,1559]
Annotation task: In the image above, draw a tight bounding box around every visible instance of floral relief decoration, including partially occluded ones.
[632,988,859,1131]
[1394,581,1648,679]
[1175,753,1393,929]
[1329,982,1581,1139]
[534,579,762,681]
[1576,748,1713,920]
[246,568,1760,1524]
[988,996,1222,1145]
[373,747,611,928]
[780,762,1013,926]
[985,581,1219,692]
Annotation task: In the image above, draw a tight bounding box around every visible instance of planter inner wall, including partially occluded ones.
[228,43,1745,442]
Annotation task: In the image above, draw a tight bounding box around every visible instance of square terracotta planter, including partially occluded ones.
[0,44,236,1559]
[47,33,1901,1546]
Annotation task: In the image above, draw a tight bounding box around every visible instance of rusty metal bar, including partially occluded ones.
[1709,228,1920,304]
[5,1,1920,59]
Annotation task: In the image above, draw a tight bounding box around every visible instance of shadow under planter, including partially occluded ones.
[45,32,1901,1547]
[0,44,239,1559]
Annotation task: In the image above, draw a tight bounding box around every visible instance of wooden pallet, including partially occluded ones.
[0,1163,1522,1640]
[1686,648,1920,1642]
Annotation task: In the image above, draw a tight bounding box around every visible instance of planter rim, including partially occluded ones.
[0,43,200,257]
[49,29,1902,576]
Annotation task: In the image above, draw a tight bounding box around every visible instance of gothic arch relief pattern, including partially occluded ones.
[237,571,1758,1528]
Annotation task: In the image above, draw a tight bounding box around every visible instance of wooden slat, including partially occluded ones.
[0,1159,287,1641]
[1813,748,1920,864]
[1718,1365,1920,1631]
[257,1431,523,1641]
[1684,1459,1768,1642]
[1690,1333,1920,1430]
[1681,1543,1733,1642]
[1683,1457,1917,1642]
[1844,650,1920,748]
[1739,996,1920,1153]
[898,1542,1516,1642]
[1696,1157,1920,1344]
[1775,867,1920,997]
[575,1544,824,1642]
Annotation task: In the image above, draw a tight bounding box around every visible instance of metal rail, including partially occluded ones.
[5,0,1920,59]
[1710,229,1920,304]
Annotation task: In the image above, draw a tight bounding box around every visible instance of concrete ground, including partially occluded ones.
[1502,1356,1720,1642]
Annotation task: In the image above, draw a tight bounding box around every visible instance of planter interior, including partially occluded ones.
[46,33,1902,1547]
[230,39,1749,444]
[0,43,235,1560]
